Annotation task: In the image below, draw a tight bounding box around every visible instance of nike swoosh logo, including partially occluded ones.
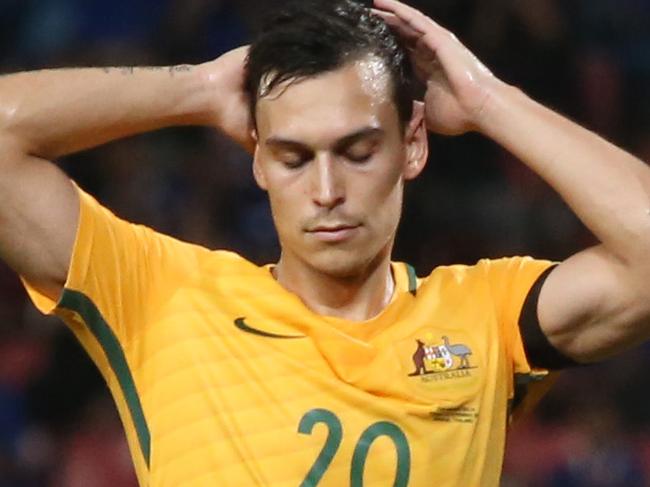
[234,317,305,339]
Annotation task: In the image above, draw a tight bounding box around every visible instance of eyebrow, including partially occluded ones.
[265,127,385,152]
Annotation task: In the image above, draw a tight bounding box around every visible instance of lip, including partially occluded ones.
[306,225,360,243]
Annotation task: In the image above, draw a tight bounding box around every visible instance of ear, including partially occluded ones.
[251,132,268,191]
[403,101,429,181]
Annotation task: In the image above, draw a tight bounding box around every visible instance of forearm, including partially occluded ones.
[478,82,650,263]
[0,64,214,159]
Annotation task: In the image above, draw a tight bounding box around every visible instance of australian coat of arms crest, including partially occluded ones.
[409,336,473,376]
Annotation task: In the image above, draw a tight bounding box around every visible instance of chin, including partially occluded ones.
[304,246,385,280]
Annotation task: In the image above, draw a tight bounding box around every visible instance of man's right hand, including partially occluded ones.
[199,47,256,153]
[0,46,255,302]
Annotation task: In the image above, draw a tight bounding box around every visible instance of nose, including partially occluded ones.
[310,154,345,209]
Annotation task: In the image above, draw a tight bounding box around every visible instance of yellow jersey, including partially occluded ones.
[23,187,554,486]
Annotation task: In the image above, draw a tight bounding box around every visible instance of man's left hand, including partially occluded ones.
[373,0,501,136]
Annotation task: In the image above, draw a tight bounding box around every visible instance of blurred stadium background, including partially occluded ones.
[1,0,650,485]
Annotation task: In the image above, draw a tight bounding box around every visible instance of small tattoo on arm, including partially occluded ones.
[99,65,192,77]
[168,64,193,76]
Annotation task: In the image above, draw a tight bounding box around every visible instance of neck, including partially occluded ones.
[273,251,394,322]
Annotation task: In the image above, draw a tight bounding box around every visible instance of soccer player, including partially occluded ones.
[1,0,649,485]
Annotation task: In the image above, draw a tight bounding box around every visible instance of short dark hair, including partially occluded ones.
[245,0,414,129]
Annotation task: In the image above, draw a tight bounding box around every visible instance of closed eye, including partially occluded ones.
[272,148,313,169]
[283,156,311,169]
[340,140,379,164]
[344,152,373,163]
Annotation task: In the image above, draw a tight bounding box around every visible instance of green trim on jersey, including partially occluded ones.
[59,289,151,467]
[406,264,417,295]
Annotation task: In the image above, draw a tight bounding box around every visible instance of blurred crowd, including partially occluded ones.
[1,0,649,485]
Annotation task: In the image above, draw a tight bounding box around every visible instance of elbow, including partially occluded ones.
[0,97,20,135]
[614,217,650,270]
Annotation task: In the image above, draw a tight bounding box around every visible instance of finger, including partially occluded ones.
[373,0,453,46]
[377,0,473,70]
[373,0,432,26]
[373,7,450,68]
[371,9,423,45]
[373,0,437,24]
[374,0,480,84]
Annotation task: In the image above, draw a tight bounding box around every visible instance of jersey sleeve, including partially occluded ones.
[482,256,558,418]
[21,184,202,345]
